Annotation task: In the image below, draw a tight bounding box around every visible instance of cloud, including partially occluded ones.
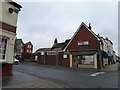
[16,2,118,55]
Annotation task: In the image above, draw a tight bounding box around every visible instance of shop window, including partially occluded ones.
[0,37,8,60]
[80,55,94,64]
[78,41,89,45]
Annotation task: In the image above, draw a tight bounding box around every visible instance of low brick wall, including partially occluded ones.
[59,52,70,67]
[78,64,94,68]
[1,63,13,76]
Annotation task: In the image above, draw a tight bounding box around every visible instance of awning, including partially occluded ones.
[102,51,108,58]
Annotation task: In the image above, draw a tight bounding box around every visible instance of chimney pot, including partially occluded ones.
[88,23,92,30]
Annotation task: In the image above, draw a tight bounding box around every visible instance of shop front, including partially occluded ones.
[70,51,98,68]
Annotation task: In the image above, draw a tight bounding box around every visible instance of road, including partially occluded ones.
[13,62,119,88]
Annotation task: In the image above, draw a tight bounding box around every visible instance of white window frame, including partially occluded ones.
[0,37,8,61]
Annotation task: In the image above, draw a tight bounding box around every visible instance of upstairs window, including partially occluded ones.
[0,37,8,60]
[78,41,89,45]
[28,45,31,48]
[27,45,29,48]
[29,45,31,48]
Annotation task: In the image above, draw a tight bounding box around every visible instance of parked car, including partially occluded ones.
[14,58,19,65]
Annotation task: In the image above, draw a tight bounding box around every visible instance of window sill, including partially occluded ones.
[0,60,7,63]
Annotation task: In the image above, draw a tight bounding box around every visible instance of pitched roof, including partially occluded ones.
[35,48,52,53]
[25,41,33,45]
[97,35,113,45]
[5,0,22,9]
[64,22,100,51]
[52,39,70,50]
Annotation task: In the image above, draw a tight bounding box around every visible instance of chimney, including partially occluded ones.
[54,38,58,44]
[106,37,108,40]
[88,23,92,30]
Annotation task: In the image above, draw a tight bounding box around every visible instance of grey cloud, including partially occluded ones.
[16,2,118,54]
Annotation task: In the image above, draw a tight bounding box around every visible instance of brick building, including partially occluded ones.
[36,22,115,69]
[15,39,33,62]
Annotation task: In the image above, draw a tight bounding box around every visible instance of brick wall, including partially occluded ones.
[1,63,13,76]
[37,52,70,67]
[78,64,94,68]
[66,25,100,51]
[59,52,70,67]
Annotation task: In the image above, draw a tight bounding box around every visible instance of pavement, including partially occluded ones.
[2,71,65,88]
[100,62,119,72]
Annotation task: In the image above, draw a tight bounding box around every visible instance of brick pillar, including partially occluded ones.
[98,55,103,69]
[70,54,72,67]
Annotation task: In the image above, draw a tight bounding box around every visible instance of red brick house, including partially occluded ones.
[15,40,33,62]
[24,41,33,54]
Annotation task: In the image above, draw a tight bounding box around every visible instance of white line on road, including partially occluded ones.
[90,72,105,77]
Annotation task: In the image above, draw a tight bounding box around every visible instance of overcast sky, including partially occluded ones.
[15,1,118,55]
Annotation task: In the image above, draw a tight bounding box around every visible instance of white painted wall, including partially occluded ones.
[0,1,19,26]
[0,1,20,63]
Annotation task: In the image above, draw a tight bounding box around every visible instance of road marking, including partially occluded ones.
[90,72,105,77]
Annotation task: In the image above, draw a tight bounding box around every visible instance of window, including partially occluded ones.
[21,49,23,52]
[21,44,23,47]
[63,54,67,58]
[0,37,8,60]
[27,50,29,53]
[29,45,31,48]
[78,41,89,45]
[47,52,56,55]
[80,55,94,64]
[41,52,44,55]
[30,50,32,53]
[28,45,29,48]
